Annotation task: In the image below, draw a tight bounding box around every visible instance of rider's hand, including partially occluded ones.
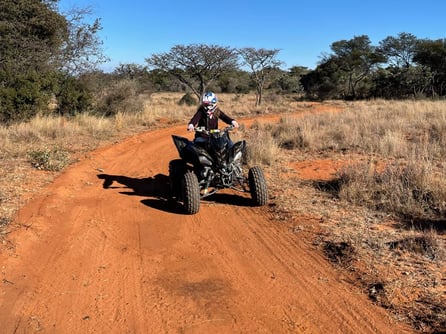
[231,120,239,128]
[187,124,194,131]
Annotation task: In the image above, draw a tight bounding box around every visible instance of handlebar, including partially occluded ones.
[193,126,235,135]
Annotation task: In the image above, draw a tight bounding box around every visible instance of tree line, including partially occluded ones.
[1,1,446,124]
[302,33,446,100]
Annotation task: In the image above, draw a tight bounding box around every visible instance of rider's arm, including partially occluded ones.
[219,110,238,128]
[188,109,202,129]
[218,109,235,125]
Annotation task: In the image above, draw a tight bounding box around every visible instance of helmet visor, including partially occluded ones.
[203,103,216,111]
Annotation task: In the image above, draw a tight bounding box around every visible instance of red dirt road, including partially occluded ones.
[0,122,412,333]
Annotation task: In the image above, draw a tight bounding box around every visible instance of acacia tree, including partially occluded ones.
[300,58,341,100]
[327,35,385,99]
[145,44,238,100]
[238,48,281,106]
[414,38,446,96]
[378,32,419,68]
[373,33,423,98]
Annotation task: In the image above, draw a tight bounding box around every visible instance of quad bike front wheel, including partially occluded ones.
[248,166,268,206]
[181,169,200,214]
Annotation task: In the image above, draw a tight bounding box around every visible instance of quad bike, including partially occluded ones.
[169,126,268,214]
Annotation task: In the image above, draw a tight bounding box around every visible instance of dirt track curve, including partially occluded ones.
[0,121,413,333]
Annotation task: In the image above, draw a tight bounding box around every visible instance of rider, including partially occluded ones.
[187,92,239,146]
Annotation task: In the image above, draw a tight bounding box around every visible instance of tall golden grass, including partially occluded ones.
[243,98,446,332]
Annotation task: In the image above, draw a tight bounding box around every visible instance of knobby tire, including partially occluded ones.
[248,166,268,206]
[182,170,200,214]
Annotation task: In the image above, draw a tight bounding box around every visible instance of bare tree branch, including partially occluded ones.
[146,44,238,99]
[239,48,281,106]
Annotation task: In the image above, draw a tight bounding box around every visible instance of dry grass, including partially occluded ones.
[1,94,445,332]
[250,99,446,333]
[0,92,302,230]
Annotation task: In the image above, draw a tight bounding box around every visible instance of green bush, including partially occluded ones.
[0,71,53,124]
[56,75,92,116]
[28,146,70,171]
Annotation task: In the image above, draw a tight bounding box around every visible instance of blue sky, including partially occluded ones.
[59,0,446,72]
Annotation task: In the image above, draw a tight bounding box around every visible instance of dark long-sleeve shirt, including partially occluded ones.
[188,106,234,138]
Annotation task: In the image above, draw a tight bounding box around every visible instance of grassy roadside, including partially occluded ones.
[242,100,446,333]
[1,94,445,332]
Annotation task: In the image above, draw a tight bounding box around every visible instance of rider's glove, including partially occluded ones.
[231,120,239,128]
[187,123,194,131]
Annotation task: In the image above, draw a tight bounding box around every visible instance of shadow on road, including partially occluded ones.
[97,173,254,214]
[202,192,253,207]
[97,173,183,214]
[98,173,170,197]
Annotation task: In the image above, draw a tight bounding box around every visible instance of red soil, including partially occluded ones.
[0,121,413,333]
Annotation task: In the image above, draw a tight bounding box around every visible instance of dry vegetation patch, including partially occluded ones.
[1,94,445,332]
[0,92,304,232]
[241,99,446,333]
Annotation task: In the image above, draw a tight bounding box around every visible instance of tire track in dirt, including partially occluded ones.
[192,206,392,333]
[0,122,413,333]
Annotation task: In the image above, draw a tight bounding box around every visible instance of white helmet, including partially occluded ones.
[202,92,218,111]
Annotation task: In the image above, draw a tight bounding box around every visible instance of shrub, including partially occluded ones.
[271,118,307,149]
[178,92,197,106]
[244,122,281,166]
[337,160,446,221]
[0,71,53,124]
[56,75,92,116]
[28,146,70,171]
[95,80,143,116]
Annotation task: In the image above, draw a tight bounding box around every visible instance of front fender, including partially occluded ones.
[172,135,190,155]
[232,140,246,163]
